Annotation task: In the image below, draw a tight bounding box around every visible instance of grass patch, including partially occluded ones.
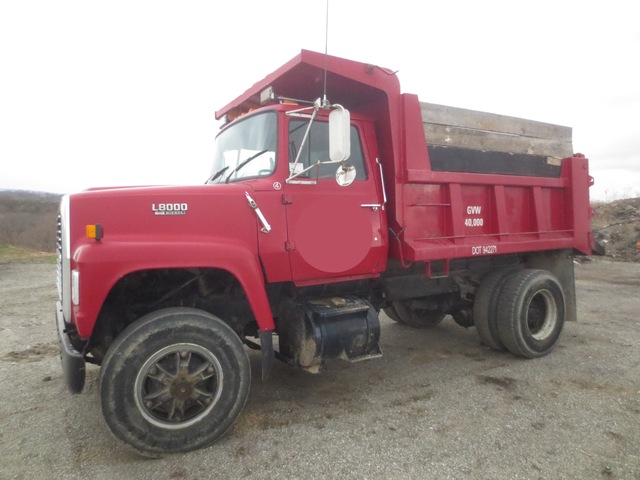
[0,245,57,263]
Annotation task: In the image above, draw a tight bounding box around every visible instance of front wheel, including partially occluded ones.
[99,307,251,456]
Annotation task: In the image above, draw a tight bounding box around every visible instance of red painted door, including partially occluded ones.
[284,118,386,284]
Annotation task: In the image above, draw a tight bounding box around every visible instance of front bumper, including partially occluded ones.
[56,301,86,393]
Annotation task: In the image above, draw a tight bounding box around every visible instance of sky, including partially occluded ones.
[1,0,639,201]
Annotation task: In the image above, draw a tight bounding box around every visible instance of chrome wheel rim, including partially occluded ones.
[134,343,223,429]
[526,289,557,341]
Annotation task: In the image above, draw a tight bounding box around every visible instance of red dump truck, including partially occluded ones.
[56,50,599,455]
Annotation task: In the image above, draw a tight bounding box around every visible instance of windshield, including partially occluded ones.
[208,112,277,184]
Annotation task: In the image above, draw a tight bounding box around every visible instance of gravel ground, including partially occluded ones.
[0,258,639,480]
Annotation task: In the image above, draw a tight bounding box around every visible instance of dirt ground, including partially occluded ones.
[0,258,639,480]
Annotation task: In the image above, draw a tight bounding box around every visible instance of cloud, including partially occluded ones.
[590,169,640,202]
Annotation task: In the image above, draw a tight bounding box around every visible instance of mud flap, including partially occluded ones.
[55,302,85,393]
[259,330,275,381]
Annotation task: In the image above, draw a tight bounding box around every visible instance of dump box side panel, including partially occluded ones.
[397,103,592,263]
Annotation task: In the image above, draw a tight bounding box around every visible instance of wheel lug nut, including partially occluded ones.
[145,401,153,409]
[206,366,214,373]
[180,351,189,359]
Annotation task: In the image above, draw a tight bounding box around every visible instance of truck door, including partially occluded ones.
[284,118,387,283]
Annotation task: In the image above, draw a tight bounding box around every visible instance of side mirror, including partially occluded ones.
[329,107,351,162]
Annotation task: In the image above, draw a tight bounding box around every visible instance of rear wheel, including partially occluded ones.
[473,268,518,351]
[496,269,565,358]
[382,305,405,324]
[391,299,446,328]
[99,307,250,456]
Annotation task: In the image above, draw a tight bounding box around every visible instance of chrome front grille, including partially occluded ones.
[56,213,63,301]
[57,195,71,321]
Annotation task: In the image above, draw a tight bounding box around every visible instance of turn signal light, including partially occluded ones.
[86,224,103,241]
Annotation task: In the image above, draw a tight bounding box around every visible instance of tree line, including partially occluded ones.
[0,191,62,252]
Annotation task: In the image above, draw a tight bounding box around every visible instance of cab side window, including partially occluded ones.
[288,120,367,180]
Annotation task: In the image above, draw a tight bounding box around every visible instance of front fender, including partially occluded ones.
[73,240,274,338]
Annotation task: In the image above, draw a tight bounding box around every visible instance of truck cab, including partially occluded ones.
[206,103,388,285]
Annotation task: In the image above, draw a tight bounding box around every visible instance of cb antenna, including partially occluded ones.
[322,0,329,107]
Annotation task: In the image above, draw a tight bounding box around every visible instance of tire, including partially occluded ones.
[496,269,565,358]
[473,268,518,351]
[99,307,251,457]
[391,300,446,328]
[382,305,405,324]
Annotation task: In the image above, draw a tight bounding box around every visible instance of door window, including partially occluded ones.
[288,120,367,180]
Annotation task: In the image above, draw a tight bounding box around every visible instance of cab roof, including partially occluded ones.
[215,50,401,122]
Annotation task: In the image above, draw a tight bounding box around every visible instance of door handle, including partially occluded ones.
[360,159,387,213]
[361,203,382,211]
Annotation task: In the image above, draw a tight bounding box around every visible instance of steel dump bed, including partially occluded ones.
[401,101,592,263]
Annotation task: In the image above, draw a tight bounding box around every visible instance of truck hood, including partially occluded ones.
[66,183,260,254]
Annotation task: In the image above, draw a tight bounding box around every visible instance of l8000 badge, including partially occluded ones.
[152,203,188,215]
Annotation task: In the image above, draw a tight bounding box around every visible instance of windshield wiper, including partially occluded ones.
[225,150,269,183]
[205,166,229,184]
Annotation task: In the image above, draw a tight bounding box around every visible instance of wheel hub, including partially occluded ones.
[170,378,195,400]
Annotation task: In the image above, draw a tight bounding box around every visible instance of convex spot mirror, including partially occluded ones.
[329,107,351,162]
[336,163,356,187]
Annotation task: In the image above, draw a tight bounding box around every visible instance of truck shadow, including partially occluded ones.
[237,316,506,435]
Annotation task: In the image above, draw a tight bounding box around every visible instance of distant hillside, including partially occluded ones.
[0,190,62,252]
